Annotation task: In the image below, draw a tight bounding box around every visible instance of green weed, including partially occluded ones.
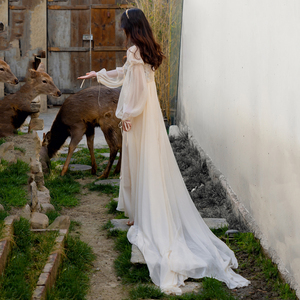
[0,218,57,299]
[0,138,6,146]
[45,173,81,209]
[102,220,114,230]
[47,235,95,300]
[14,146,26,154]
[128,284,164,299]
[0,160,30,209]
[46,210,61,225]
[88,182,119,198]
[69,220,82,233]
[0,210,9,221]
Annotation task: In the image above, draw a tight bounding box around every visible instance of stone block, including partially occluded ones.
[37,189,51,204]
[110,219,129,231]
[130,244,146,264]
[30,159,43,174]
[169,125,180,138]
[0,142,14,158]
[18,204,31,220]
[29,118,44,131]
[31,212,49,229]
[40,203,55,213]
[32,285,47,300]
[31,112,40,118]
[181,282,202,294]
[0,204,4,211]
[35,172,45,189]
[2,151,17,163]
[94,179,120,186]
[30,101,41,113]
[4,215,19,226]
[203,218,229,229]
[48,215,70,231]
[68,164,92,172]
[30,181,38,210]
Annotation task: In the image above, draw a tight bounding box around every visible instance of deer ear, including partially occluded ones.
[37,62,45,72]
[43,133,46,139]
[30,69,37,78]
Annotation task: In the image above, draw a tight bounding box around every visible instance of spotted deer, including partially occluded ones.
[0,59,18,84]
[0,63,61,137]
[40,85,122,178]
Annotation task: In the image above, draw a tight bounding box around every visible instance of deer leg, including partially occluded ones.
[99,146,118,179]
[113,148,122,175]
[86,127,97,175]
[61,128,84,176]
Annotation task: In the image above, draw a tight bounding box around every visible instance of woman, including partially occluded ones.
[78,8,250,295]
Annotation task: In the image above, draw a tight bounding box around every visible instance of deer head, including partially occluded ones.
[0,59,19,85]
[29,63,61,97]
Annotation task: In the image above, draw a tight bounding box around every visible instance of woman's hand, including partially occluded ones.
[122,120,132,132]
[77,71,97,80]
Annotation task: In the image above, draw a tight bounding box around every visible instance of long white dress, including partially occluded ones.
[97,45,250,295]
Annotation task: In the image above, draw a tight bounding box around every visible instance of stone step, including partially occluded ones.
[68,164,92,172]
[94,179,120,186]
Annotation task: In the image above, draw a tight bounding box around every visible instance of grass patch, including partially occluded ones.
[111,230,151,284]
[69,220,82,234]
[228,232,297,299]
[0,138,6,146]
[102,220,114,230]
[47,235,95,300]
[46,210,61,225]
[14,146,26,154]
[0,160,30,209]
[0,218,58,299]
[128,284,164,300]
[45,172,81,210]
[88,182,119,198]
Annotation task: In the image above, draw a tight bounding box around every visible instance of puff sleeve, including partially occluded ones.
[96,67,125,88]
[115,46,148,120]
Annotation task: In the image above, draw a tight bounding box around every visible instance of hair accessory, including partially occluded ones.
[126,9,130,19]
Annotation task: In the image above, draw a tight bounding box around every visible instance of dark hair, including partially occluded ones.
[121,8,165,70]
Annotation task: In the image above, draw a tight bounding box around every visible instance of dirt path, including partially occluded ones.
[61,178,128,300]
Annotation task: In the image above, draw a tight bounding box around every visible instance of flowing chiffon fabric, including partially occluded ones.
[97,45,250,295]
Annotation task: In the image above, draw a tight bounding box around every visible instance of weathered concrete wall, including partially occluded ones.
[178,0,300,296]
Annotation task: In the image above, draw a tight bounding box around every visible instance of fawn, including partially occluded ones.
[40,85,122,178]
[0,59,18,85]
[0,63,61,138]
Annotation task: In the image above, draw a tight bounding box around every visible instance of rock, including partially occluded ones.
[2,150,17,163]
[130,244,146,264]
[31,112,40,118]
[48,216,70,230]
[29,118,44,131]
[4,215,20,225]
[0,142,14,158]
[225,229,240,236]
[30,181,38,211]
[181,282,202,294]
[203,218,229,229]
[169,125,180,138]
[40,203,55,213]
[35,172,45,189]
[31,212,49,229]
[30,101,41,113]
[30,159,43,174]
[94,179,120,186]
[17,204,31,220]
[0,204,4,211]
[110,219,129,231]
[68,164,92,171]
[37,189,51,204]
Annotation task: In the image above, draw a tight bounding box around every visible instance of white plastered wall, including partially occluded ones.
[178,0,300,295]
